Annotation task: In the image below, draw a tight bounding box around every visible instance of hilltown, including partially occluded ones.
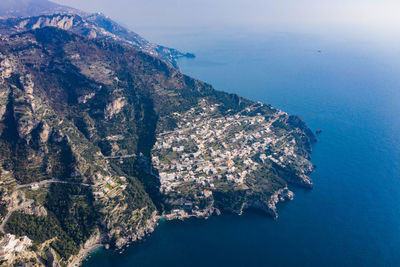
[0,234,32,262]
[152,99,303,195]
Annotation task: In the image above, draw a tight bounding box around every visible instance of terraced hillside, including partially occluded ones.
[0,27,315,266]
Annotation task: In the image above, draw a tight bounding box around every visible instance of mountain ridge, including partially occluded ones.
[0,1,193,69]
[0,0,82,18]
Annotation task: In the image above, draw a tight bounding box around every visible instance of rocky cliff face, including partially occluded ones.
[0,0,80,19]
[0,27,315,266]
[0,0,192,68]
[0,13,192,69]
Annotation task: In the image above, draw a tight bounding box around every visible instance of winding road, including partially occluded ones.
[0,200,33,234]
[0,179,92,234]
[16,179,91,189]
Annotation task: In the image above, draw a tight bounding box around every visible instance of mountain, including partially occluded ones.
[0,0,80,18]
[0,27,315,266]
[0,1,193,68]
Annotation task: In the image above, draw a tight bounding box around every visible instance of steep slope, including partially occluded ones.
[0,0,79,18]
[0,27,315,266]
[0,12,193,69]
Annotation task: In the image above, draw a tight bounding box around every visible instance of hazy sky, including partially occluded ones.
[53,0,400,39]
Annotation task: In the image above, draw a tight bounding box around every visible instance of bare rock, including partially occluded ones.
[104,97,127,119]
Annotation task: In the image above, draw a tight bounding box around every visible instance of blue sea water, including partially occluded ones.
[84,30,400,267]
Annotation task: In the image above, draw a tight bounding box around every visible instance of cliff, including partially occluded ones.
[0,13,192,69]
[0,0,80,18]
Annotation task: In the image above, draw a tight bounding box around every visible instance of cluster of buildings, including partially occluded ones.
[152,99,299,195]
[0,234,32,261]
[92,172,128,201]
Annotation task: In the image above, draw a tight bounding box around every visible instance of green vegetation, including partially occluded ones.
[5,212,62,243]
[0,191,7,222]
[211,180,247,212]
[3,183,101,260]
[0,26,315,265]
[45,184,98,247]
[23,188,47,206]
[4,212,81,260]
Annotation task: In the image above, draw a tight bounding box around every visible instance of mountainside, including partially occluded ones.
[0,13,193,69]
[0,0,80,18]
[0,0,193,69]
[0,27,315,266]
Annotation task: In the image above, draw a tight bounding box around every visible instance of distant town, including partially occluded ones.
[153,99,309,200]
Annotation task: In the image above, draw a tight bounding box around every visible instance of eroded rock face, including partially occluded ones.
[105,97,127,119]
[0,0,80,18]
[17,118,40,140]
[3,191,33,211]
[30,15,75,30]
[0,83,9,123]
[22,205,48,217]
[78,92,95,104]
[267,187,294,217]
[0,57,15,80]
[39,122,51,143]
[0,13,191,69]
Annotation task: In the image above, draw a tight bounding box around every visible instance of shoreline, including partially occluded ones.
[74,164,314,266]
[69,244,103,267]
[75,185,299,266]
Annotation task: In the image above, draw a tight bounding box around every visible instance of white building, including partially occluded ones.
[0,234,32,261]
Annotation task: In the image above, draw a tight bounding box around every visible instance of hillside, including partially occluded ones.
[0,0,193,69]
[0,27,315,266]
[0,0,80,18]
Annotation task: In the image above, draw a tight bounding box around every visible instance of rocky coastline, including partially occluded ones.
[71,137,315,266]
[68,213,159,267]
[74,183,304,266]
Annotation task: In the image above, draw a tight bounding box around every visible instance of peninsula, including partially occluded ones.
[0,3,315,266]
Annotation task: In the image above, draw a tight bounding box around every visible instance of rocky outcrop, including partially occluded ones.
[235,187,294,218]
[22,205,48,217]
[68,229,102,267]
[104,97,127,119]
[0,13,192,69]
[0,0,81,18]
[267,187,294,218]
[29,15,75,31]
[0,57,15,81]
[114,212,159,249]
[45,248,62,267]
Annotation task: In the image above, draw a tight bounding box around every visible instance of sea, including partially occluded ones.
[83,29,400,267]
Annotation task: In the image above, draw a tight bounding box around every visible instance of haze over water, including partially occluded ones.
[81,28,400,266]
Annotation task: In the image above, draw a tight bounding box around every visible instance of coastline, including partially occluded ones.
[76,183,302,266]
[70,244,103,267]
[74,125,314,266]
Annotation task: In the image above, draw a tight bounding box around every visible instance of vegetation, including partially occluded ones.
[5,212,62,243]
[0,25,315,265]
[2,183,100,260]
[0,191,7,222]
[45,184,98,247]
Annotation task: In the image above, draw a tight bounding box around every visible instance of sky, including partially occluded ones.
[52,0,400,46]
[52,0,400,31]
